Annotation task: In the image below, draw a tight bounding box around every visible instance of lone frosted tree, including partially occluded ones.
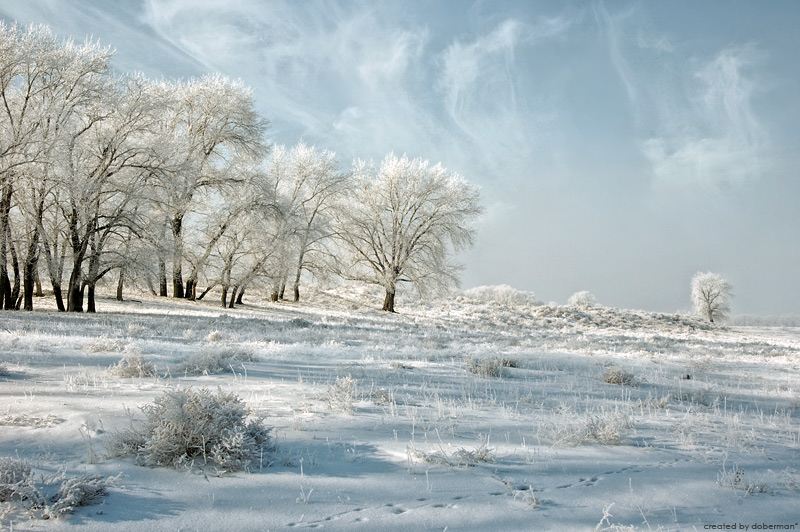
[335,154,482,312]
[691,271,732,323]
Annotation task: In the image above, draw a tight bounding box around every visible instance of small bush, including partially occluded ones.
[468,357,516,378]
[85,335,124,353]
[322,376,357,414]
[717,464,770,494]
[537,406,633,446]
[407,439,495,468]
[179,348,258,375]
[0,363,9,377]
[603,367,638,387]
[0,457,114,520]
[108,388,273,473]
[108,349,156,378]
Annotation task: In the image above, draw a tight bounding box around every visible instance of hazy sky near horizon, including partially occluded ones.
[3,0,798,315]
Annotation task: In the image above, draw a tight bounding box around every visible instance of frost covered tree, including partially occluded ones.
[267,143,349,302]
[334,154,481,312]
[0,23,113,311]
[150,75,268,299]
[568,290,598,308]
[691,271,732,323]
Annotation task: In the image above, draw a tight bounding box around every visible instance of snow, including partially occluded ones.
[1,289,798,531]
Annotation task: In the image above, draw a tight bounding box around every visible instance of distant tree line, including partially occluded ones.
[0,23,481,313]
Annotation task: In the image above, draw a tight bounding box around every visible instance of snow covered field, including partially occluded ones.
[1,289,798,531]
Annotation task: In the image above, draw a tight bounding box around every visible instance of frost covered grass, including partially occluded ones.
[0,289,798,530]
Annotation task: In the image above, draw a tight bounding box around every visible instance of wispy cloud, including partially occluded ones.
[436,16,570,177]
[644,45,767,188]
[139,0,439,161]
[598,3,769,188]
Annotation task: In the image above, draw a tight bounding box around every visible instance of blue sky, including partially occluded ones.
[3,0,798,315]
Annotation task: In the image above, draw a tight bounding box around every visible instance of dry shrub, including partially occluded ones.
[0,457,114,520]
[468,357,517,378]
[602,367,638,387]
[179,348,258,375]
[108,348,156,378]
[108,388,273,473]
[538,406,634,446]
[322,375,357,414]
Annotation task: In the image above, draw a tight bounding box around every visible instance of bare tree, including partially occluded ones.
[691,271,733,323]
[334,153,481,312]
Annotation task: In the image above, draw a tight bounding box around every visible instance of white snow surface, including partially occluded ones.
[1,288,799,531]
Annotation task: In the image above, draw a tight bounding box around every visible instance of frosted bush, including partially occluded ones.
[407,439,495,468]
[108,348,156,378]
[47,473,114,518]
[85,335,124,353]
[0,457,114,520]
[462,285,540,307]
[126,323,149,337]
[179,348,258,375]
[108,388,273,473]
[537,406,633,446]
[602,367,638,387]
[717,464,770,494]
[0,362,8,377]
[468,357,517,378]
[322,375,357,414]
[568,290,598,308]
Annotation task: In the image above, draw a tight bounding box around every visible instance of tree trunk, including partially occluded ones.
[86,282,96,313]
[35,271,42,297]
[278,282,286,300]
[382,290,395,312]
[116,268,125,301]
[158,257,168,297]
[22,258,36,311]
[291,250,304,302]
[66,262,84,312]
[52,283,65,311]
[0,272,9,309]
[235,288,245,305]
[172,267,184,298]
[197,284,214,301]
[228,286,237,308]
[9,238,20,310]
[220,286,228,308]
[0,182,12,310]
[185,278,195,300]
[171,215,184,298]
